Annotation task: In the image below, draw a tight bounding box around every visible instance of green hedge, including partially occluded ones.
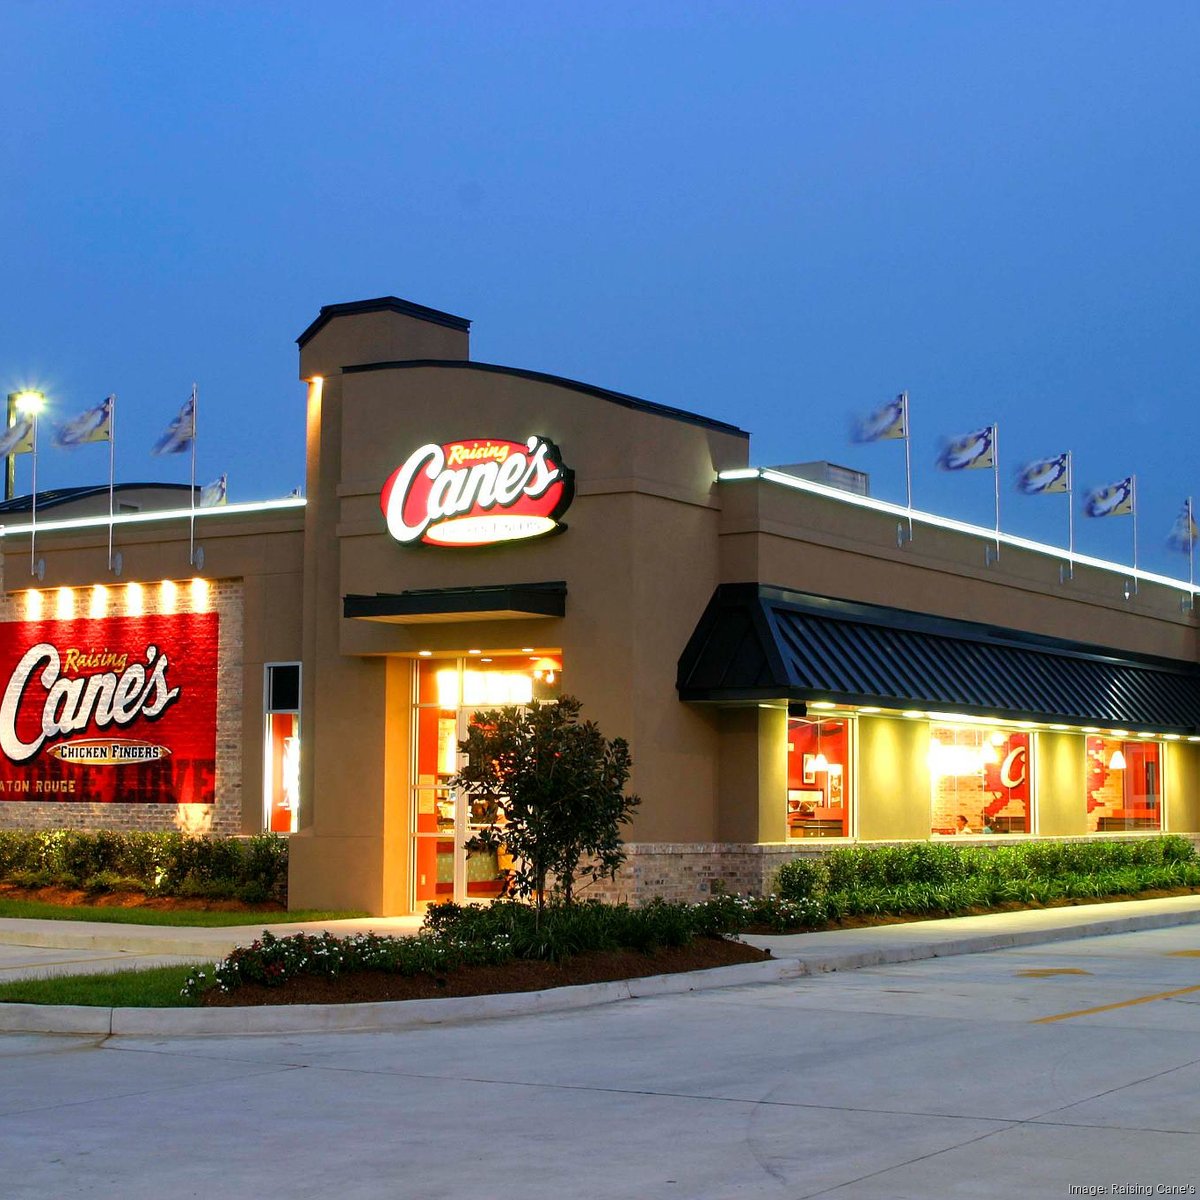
[774,835,1200,921]
[0,830,288,904]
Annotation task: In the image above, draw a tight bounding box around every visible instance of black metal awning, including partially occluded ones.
[677,583,1200,734]
[344,581,566,624]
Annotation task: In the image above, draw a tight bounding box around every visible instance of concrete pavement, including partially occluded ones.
[2,894,1200,1036]
[4,922,1200,1199]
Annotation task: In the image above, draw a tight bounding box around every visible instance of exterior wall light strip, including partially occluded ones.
[0,496,306,539]
[717,468,1199,597]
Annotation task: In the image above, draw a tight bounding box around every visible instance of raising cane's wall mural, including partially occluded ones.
[0,613,218,804]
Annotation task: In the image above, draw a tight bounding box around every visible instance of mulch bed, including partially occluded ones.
[201,937,771,1007]
[0,883,285,912]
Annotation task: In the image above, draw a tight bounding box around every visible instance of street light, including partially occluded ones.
[5,389,44,501]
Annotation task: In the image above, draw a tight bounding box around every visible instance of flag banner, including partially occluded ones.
[152,395,195,456]
[0,612,217,804]
[937,426,995,470]
[54,395,113,448]
[1083,477,1134,518]
[852,395,907,443]
[1016,454,1069,494]
[200,474,227,507]
[1168,501,1198,551]
[0,419,34,459]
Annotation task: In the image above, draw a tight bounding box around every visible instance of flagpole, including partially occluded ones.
[902,391,913,544]
[108,396,116,573]
[1131,474,1139,595]
[1066,451,1075,582]
[990,423,1000,564]
[1189,496,1195,594]
[29,412,38,578]
[189,382,197,568]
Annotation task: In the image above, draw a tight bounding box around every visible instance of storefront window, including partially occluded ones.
[411,654,562,905]
[263,663,301,833]
[1086,737,1162,832]
[929,723,1030,835]
[786,717,852,838]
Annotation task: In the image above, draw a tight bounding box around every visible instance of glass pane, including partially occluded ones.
[264,712,299,833]
[1086,737,1161,831]
[413,836,456,904]
[786,718,850,838]
[928,724,1030,835]
[267,664,300,713]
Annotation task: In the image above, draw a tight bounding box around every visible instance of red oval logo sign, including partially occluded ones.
[380,436,574,547]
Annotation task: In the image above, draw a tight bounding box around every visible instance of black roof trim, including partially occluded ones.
[677,583,1200,733]
[297,296,472,347]
[341,359,750,438]
[0,482,195,517]
[344,581,567,621]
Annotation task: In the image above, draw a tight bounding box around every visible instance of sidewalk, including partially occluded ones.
[2,894,1199,1037]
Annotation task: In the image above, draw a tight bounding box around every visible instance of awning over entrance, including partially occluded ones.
[344,580,566,624]
[677,583,1200,734]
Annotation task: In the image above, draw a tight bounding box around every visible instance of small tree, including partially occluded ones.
[454,695,640,911]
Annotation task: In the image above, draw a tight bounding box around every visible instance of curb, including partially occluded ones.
[4,901,1200,1038]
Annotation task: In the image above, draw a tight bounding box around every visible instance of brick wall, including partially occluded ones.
[0,567,245,837]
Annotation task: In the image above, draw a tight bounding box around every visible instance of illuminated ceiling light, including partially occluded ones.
[13,389,45,415]
[1082,726,1100,734]
[481,657,493,663]
[1188,736,1200,743]
[810,751,830,771]
[1108,749,1127,771]
[418,650,433,657]
[857,706,881,714]
[531,656,561,685]
[190,576,209,611]
[1111,730,1130,738]
[902,710,923,719]
[981,741,1000,764]
[1165,733,1181,740]
[1048,723,1069,731]
[809,701,835,710]
[520,647,535,653]
[1137,731,1155,739]
[467,649,482,655]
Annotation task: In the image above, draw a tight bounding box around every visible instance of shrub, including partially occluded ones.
[0,831,289,903]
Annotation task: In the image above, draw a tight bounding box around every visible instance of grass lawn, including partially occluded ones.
[0,964,207,1007]
[0,899,367,927]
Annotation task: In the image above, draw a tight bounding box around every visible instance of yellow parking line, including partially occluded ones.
[1167,950,1200,957]
[1033,983,1200,1024]
[1017,968,1091,978]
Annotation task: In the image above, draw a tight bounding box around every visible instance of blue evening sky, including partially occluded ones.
[3,1,1198,579]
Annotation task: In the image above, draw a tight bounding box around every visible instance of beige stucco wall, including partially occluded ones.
[856,715,932,841]
[1035,731,1087,837]
[1167,742,1200,833]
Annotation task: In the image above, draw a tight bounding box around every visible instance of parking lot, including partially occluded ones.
[3,921,1200,1199]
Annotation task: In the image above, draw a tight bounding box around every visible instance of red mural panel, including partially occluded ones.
[0,612,218,804]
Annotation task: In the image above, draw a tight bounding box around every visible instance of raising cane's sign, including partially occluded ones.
[380,436,574,547]
[0,613,218,804]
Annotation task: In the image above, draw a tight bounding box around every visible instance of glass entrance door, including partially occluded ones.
[412,657,552,908]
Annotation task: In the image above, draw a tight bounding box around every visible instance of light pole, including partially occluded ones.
[5,390,44,501]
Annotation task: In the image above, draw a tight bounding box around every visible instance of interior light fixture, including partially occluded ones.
[902,710,923,719]
[811,720,829,772]
[1108,748,1127,771]
[1082,726,1100,734]
[809,701,835,710]
[857,706,881,714]
[418,650,433,657]
[1048,724,1069,731]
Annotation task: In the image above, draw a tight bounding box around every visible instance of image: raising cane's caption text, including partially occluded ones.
[1070,1186,1196,1196]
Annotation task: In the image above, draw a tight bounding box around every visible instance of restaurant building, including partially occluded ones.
[1,295,1198,914]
